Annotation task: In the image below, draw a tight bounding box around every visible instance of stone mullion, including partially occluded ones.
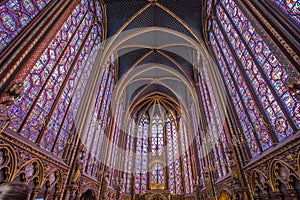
[93,107,111,164]
[97,65,112,120]
[116,129,125,184]
[98,69,114,130]
[215,15,279,145]
[88,66,108,142]
[192,138,202,188]
[107,107,120,185]
[50,96,73,153]
[142,121,147,193]
[0,0,69,85]
[36,19,95,144]
[241,0,300,71]
[122,130,130,191]
[184,124,193,193]
[0,0,60,62]
[167,123,174,193]
[169,121,176,193]
[200,55,233,175]
[163,124,169,190]
[176,121,186,194]
[220,2,298,131]
[205,36,253,163]
[138,123,143,194]
[89,66,112,165]
[189,143,198,189]
[198,68,224,177]
[147,124,152,190]
[104,109,116,172]
[125,133,133,194]
[197,69,222,176]
[265,0,300,32]
[208,50,250,164]
[113,104,124,184]
[131,118,138,195]
[53,32,98,154]
[194,59,213,182]
[210,27,263,154]
[199,56,231,173]
[17,10,89,134]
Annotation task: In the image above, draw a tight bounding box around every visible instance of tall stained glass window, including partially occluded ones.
[196,56,229,178]
[134,114,149,194]
[7,0,103,159]
[166,115,183,194]
[84,54,115,176]
[179,119,194,194]
[270,0,300,25]
[127,112,195,195]
[0,0,52,52]
[124,119,136,193]
[207,0,299,158]
[151,115,164,156]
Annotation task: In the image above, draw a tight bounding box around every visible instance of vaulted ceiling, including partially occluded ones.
[103,0,205,117]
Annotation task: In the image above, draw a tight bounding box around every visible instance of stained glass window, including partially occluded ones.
[166,115,183,194]
[207,0,300,158]
[0,0,52,52]
[270,0,300,24]
[134,114,149,194]
[196,53,229,177]
[151,115,164,156]
[7,0,103,160]
[151,163,164,185]
[106,95,124,184]
[179,120,193,194]
[124,119,136,193]
[190,102,206,188]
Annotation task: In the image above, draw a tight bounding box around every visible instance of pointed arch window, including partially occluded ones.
[166,115,182,194]
[7,0,103,158]
[207,0,299,158]
[151,115,164,156]
[135,114,149,194]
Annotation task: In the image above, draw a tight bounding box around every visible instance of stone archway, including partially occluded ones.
[80,189,96,200]
[149,194,167,200]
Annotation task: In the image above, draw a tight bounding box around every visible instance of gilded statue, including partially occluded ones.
[71,146,86,186]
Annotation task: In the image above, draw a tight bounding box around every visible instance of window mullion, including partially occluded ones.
[215,13,279,144]
[220,2,297,131]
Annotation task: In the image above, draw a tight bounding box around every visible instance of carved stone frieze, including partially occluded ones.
[244,132,300,198]
[81,174,100,198]
[0,131,69,170]
[0,142,66,199]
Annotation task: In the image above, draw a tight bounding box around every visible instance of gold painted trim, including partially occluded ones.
[242,0,300,66]
[0,0,70,88]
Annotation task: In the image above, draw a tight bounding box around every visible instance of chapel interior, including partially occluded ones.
[0,0,299,199]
